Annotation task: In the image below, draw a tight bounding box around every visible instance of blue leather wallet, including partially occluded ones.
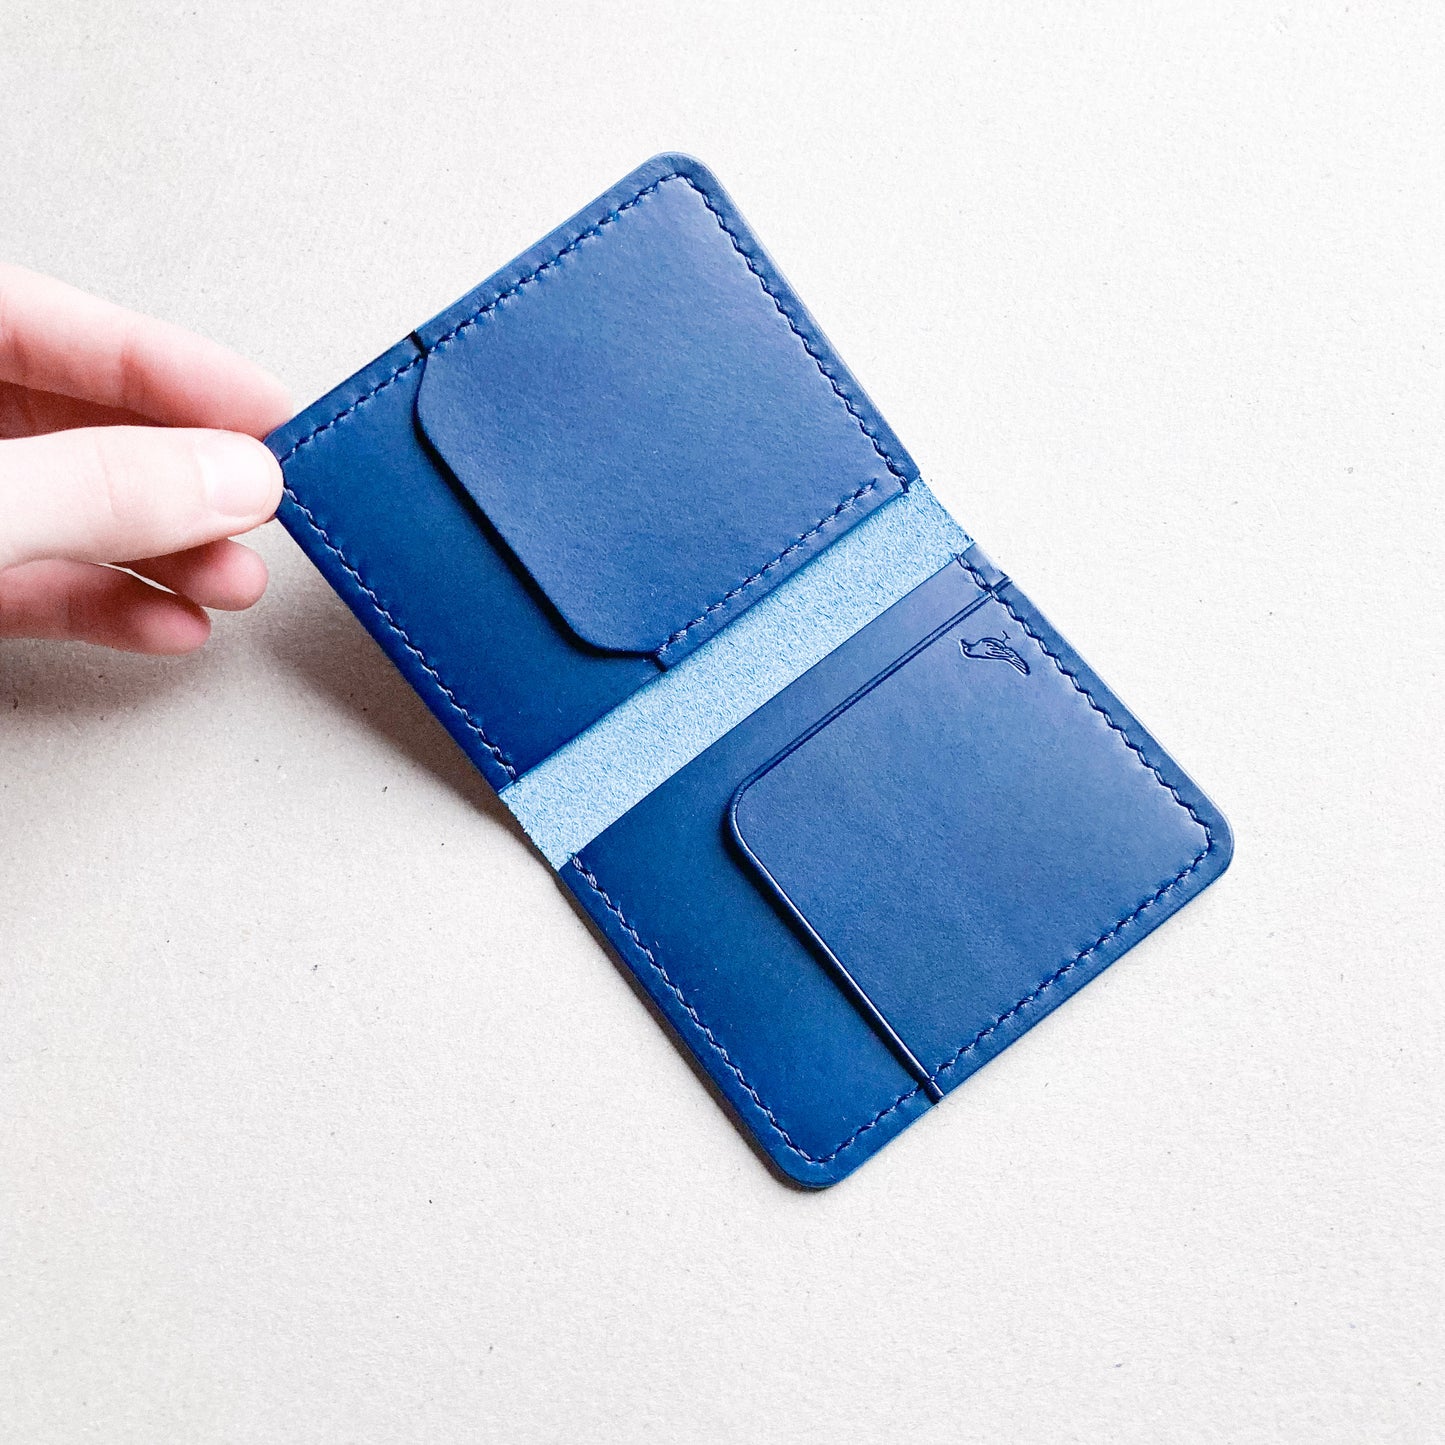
[267,154,1232,1187]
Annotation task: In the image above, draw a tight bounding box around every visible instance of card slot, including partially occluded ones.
[728,564,1231,1091]
[726,589,997,1102]
[567,559,991,1184]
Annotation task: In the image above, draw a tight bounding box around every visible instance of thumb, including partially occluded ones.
[0,426,282,571]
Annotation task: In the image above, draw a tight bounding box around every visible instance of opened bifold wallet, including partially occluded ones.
[267,154,1232,1186]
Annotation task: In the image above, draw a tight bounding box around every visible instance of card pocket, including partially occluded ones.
[271,154,916,784]
[567,554,1231,1185]
[728,565,1229,1090]
[414,155,911,667]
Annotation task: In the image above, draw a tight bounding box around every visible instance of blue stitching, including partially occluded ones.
[955,558,1214,837]
[571,572,1217,1170]
[276,168,913,491]
[275,167,913,700]
[928,842,1210,1087]
[271,174,676,470]
[657,479,881,659]
[268,166,1216,1168]
[272,176,690,780]
[281,488,518,781]
[569,857,916,1166]
[931,560,1214,1083]
[676,177,913,493]
[275,354,423,468]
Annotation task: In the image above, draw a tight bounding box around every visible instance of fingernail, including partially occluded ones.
[197,431,281,520]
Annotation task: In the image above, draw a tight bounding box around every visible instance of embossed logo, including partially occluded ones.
[959,630,1030,676]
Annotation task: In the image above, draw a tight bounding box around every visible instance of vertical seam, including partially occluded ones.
[281,486,518,780]
[569,858,922,1168]
[656,479,882,659]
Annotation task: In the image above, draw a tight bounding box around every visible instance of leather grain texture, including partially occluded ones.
[564,556,1230,1185]
[729,567,1219,1085]
[266,153,918,775]
[267,338,657,785]
[268,155,1232,1188]
[416,158,913,663]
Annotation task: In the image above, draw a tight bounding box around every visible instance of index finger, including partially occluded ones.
[0,261,293,437]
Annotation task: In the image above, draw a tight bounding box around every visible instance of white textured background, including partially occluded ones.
[2,4,1442,1441]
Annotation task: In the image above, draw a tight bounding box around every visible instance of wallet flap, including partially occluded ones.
[414,154,915,664]
[728,578,1220,1080]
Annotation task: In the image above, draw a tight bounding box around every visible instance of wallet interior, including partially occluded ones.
[566,556,1223,1181]
[268,153,1231,1186]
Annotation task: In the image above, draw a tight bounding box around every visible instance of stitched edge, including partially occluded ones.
[676,176,912,492]
[569,858,917,1167]
[266,165,1217,1167]
[275,353,423,469]
[657,479,881,657]
[282,486,518,780]
[273,166,913,691]
[956,559,1214,837]
[570,574,1218,1171]
[929,842,1210,1087]
[939,559,1215,1081]
[271,175,691,781]
[271,172,677,471]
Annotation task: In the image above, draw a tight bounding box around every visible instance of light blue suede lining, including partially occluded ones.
[499,483,971,867]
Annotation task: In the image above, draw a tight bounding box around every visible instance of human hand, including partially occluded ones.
[0,262,293,653]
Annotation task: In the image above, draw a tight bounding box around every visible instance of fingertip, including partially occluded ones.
[0,425,285,569]
[130,591,212,654]
[195,430,285,528]
[123,537,270,611]
[209,540,269,610]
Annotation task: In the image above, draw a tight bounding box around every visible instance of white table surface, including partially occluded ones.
[2,4,1441,1441]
